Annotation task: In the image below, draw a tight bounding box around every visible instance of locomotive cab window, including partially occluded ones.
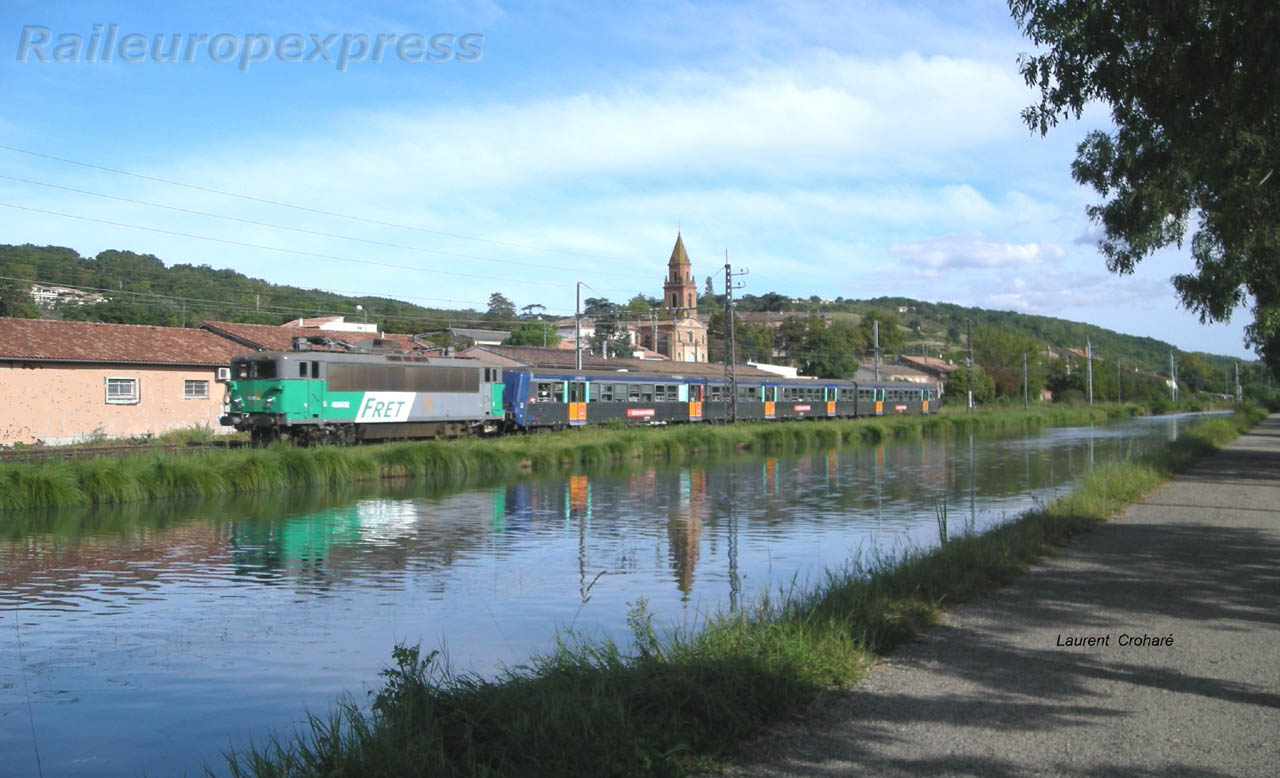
[536,382,553,401]
[249,360,277,379]
[298,362,308,378]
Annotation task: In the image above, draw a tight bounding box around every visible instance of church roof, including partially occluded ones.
[669,232,690,267]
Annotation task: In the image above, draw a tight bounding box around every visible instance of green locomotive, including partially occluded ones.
[220,338,505,445]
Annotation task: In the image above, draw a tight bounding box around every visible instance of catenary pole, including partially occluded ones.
[575,281,583,371]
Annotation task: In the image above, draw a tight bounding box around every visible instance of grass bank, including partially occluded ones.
[2,404,1141,512]
[218,406,1266,778]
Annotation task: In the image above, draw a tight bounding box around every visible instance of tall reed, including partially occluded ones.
[0,403,1203,512]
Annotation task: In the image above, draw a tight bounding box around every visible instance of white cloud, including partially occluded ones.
[892,234,1064,275]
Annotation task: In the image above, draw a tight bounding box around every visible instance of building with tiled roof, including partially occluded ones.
[855,360,935,385]
[0,318,249,445]
[284,315,379,334]
[896,355,960,380]
[199,321,429,353]
[448,328,510,346]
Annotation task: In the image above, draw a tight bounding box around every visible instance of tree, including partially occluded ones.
[504,323,560,348]
[972,325,1044,398]
[582,297,615,317]
[486,292,516,322]
[1176,352,1217,394]
[857,310,904,354]
[947,365,996,405]
[799,322,858,378]
[0,262,41,318]
[622,294,655,312]
[519,303,546,320]
[1010,1,1280,377]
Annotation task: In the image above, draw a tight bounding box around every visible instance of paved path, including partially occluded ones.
[716,414,1280,778]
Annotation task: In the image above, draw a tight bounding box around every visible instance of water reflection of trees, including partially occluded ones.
[2,418,1186,609]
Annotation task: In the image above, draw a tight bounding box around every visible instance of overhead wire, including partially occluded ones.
[0,173,612,275]
[0,144,641,263]
[0,202,623,290]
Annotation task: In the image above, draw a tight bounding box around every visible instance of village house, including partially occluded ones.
[0,317,247,445]
[897,355,959,382]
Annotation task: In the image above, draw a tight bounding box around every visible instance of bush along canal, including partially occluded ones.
[0,403,1189,512]
[0,404,1259,772]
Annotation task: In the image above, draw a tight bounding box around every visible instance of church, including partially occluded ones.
[630,233,709,362]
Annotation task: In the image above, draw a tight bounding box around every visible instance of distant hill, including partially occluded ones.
[734,293,1242,375]
[0,243,477,334]
[0,243,1252,378]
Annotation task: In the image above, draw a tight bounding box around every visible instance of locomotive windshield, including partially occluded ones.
[233,359,278,379]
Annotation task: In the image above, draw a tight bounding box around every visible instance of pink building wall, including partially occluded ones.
[0,363,228,445]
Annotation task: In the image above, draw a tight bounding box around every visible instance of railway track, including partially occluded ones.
[0,440,250,464]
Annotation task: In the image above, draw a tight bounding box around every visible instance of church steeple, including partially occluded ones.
[663,232,697,312]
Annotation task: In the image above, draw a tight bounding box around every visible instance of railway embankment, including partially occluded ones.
[3,403,1142,511]
[214,407,1267,778]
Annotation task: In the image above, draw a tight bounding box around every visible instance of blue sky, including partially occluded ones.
[0,0,1255,360]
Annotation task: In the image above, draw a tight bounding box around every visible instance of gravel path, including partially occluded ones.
[714,414,1280,778]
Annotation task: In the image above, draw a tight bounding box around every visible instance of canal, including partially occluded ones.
[0,413,1207,776]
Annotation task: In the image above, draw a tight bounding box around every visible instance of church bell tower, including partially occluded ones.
[663,232,698,313]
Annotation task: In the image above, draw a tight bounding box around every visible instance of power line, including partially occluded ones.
[0,173,602,275]
[3,274,596,329]
[0,143,638,263]
[0,202,610,290]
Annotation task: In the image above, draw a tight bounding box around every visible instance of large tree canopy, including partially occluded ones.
[1010,1,1280,375]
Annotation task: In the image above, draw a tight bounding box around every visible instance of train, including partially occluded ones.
[219,338,941,445]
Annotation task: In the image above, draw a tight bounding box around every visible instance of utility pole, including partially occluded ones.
[873,320,880,381]
[575,281,583,371]
[723,251,747,423]
[1086,337,1094,405]
[966,319,973,411]
[1022,351,1028,410]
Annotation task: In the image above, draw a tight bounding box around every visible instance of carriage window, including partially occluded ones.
[600,384,614,402]
[639,384,654,402]
[552,382,566,401]
[311,362,320,379]
[298,362,308,378]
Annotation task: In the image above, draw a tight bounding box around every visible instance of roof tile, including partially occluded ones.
[0,317,247,365]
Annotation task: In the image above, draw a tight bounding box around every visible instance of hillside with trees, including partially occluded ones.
[0,243,475,333]
[2,242,1270,405]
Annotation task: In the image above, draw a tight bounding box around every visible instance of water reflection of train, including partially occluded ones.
[220,341,940,444]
